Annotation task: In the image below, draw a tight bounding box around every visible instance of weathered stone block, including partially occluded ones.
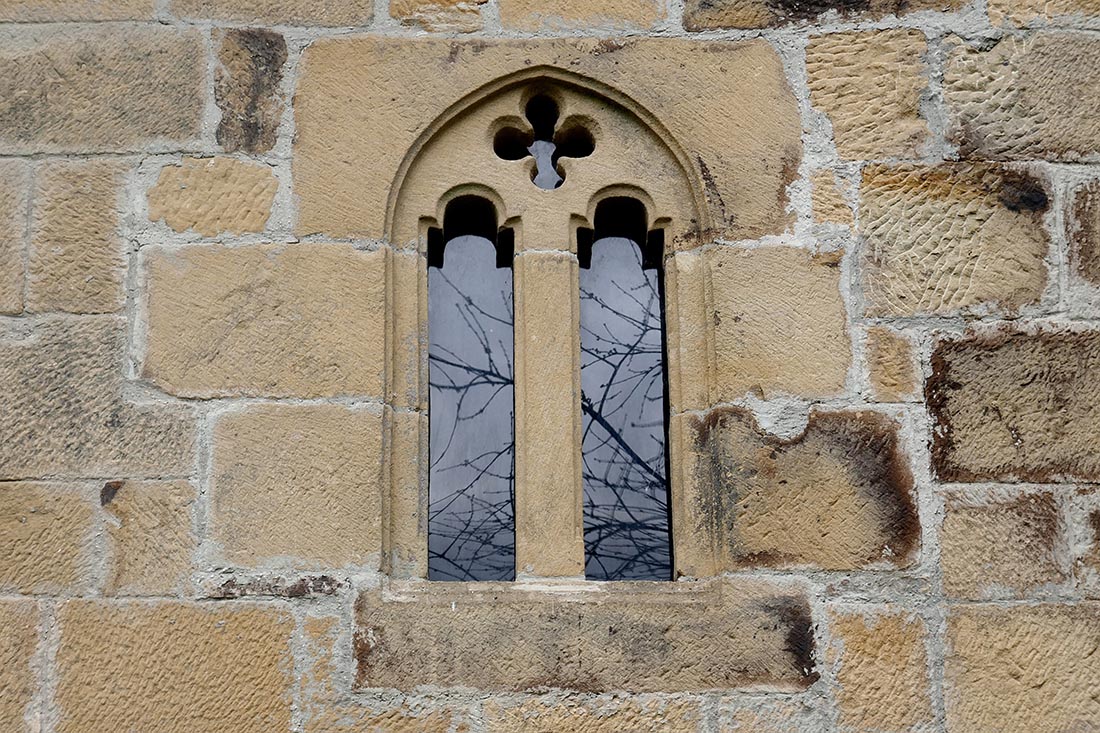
[928,328,1100,482]
[483,698,700,732]
[1069,179,1100,287]
[715,698,825,732]
[29,160,126,314]
[56,601,293,733]
[679,408,919,574]
[0,317,194,479]
[147,157,278,237]
[989,0,1100,27]
[945,32,1100,161]
[0,600,36,733]
[215,29,287,154]
[860,164,1049,317]
[171,0,373,25]
[866,327,918,402]
[142,244,385,399]
[0,0,153,20]
[946,604,1100,732]
[683,0,963,30]
[211,404,383,568]
[0,483,96,595]
[391,0,488,31]
[807,30,930,160]
[0,160,28,315]
[354,579,817,692]
[103,480,196,597]
[500,0,660,30]
[811,170,852,226]
[0,27,203,154]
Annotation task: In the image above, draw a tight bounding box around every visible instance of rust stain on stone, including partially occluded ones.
[760,595,819,687]
[216,29,288,154]
[998,169,1050,213]
[100,480,124,506]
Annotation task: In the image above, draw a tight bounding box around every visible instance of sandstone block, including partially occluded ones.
[860,164,1049,317]
[0,483,96,595]
[679,408,919,575]
[866,327,918,402]
[142,244,385,399]
[945,32,1100,161]
[946,604,1100,732]
[215,29,287,154]
[811,170,852,226]
[29,160,126,314]
[0,317,194,479]
[989,0,1100,27]
[103,480,196,597]
[0,26,202,154]
[0,160,28,315]
[147,157,278,237]
[391,0,488,32]
[807,30,930,160]
[211,404,383,568]
[483,698,700,732]
[1069,179,1100,286]
[928,328,1100,482]
[683,0,963,30]
[716,698,824,732]
[171,0,373,25]
[0,600,36,733]
[354,579,817,692]
[56,601,293,733]
[0,0,152,20]
[500,0,660,30]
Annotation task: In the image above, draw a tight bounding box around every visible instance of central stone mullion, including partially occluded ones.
[512,213,585,577]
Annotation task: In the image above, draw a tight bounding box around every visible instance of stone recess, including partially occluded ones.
[683,0,963,29]
[354,579,817,692]
[294,37,801,242]
[1069,179,1100,286]
[860,163,1050,317]
[0,160,28,315]
[806,30,930,160]
[103,480,197,597]
[483,699,700,732]
[0,27,203,154]
[0,483,96,595]
[0,0,153,21]
[499,0,660,30]
[928,328,1100,483]
[211,404,383,568]
[390,0,488,32]
[215,30,288,155]
[946,604,1100,732]
[989,0,1100,27]
[0,600,36,733]
[142,244,385,399]
[0,317,194,479]
[29,160,127,314]
[708,247,850,401]
[828,608,935,732]
[147,157,278,237]
[866,327,918,403]
[944,32,1100,161]
[171,0,373,24]
[679,408,919,574]
[941,491,1067,600]
[55,601,294,733]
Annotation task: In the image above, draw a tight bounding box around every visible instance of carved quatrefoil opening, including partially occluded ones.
[492,93,596,190]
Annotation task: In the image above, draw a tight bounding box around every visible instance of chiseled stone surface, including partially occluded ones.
[171,0,373,24]
[215,30,288,155]
[142,244,385,399]
[946,604,1100,732]
[806,29,930,160]
[483,698,701,732]
[860,163,1050,317]
[683,0,963,29]
[0,0,153,20]
[499,0,660,30]
[866,327,918,403]
[0,483,96,595]
[1070,178,1100,286]
[147,157,278,237]
[103,480,197,597]
[0,159,28,315]
[390,0,488,32]
[928,328,1100,483]
[0,26,203,154]
[355,579,818,692]
[55,601,294,733]
[812,170,852,226]
[989,0,1100,27]
[0,600,36,733]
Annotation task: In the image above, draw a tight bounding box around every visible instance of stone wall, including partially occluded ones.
[1,1,1100,731]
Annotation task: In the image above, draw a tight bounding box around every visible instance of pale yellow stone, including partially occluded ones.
[142,244,386,399]
[0,600,36,733]
[390,0,487,32]
[171,0,373,24]
[104,480,196,597]
[683,0,963,29]
[990,0,1100,27]
[56,601,293,733]
[500,0,660,30]
[0,0,153,20]
[211,404,383,568]
[483,698,700,732]
[812,170,852,226]
[866,327,918,402]
[385,408,428,578]
[0,483,96,595]
[807,30,931,160]
[147,157,277,238]
[0,160,28,315]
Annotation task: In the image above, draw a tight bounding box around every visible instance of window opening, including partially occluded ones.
[493,93,595,190]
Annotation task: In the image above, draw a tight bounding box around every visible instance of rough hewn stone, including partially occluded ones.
[0,0,153,21]
[829,608,934,732]
[104,480,196,597]
[215,30,287,155]
[56,601,293,733]
[946,604,1100,732]
[147,157,278,237]
[500,0,660,30]
[679,408,919,575]
[0,317,194,479]
[171,0,373,25]
[0,160,28,315]
[391,0,488,31]
[211,404,383,568]
[0,483,95,594]
[928,328,1100,483]
[0,26,203,154]
[483,698,700,732]
[0,600,36,733]
[941,491,1066,600]
[709,247,850,400]
[29,160,126,314]
[860,164,1049,317]
[807,30,930,160]
[989,0,1100,27]
[945,32,1100,161]
[812,170,852,226]
[866,327,918,402]
[1069,179,1100,286]
[355,579,817,692]
[142,244,385,399]
[683,0,963,30]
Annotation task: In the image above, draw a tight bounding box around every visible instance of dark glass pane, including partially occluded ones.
[580,237,672,581]
[428,235,515,581]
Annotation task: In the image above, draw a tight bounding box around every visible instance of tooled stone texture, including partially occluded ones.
[989,0,1100,27]
[0,26,203,154]
[390,0,488,32]
[0,483,96,595]
[860,164,1049,317]
[866,327,918,402]
[483,699,700,732]
[946,604,1100,732]
[215,30,287,155]
[683,0,963,30]
[0,160,28,315]
[499,0,660,30]
[55,601,294,733]
[1069,179,1100,286]
[147,157,278,237]
[806,30,930,160]
[0,317,194,479]
[103,480,196,597]
[141,244,385,399]
[0,0,152,20]
[928,328,1100,482]
[170,0,373,24]
[812,170,852,226]
[944,32,1100,161]
[0,600,36,733]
